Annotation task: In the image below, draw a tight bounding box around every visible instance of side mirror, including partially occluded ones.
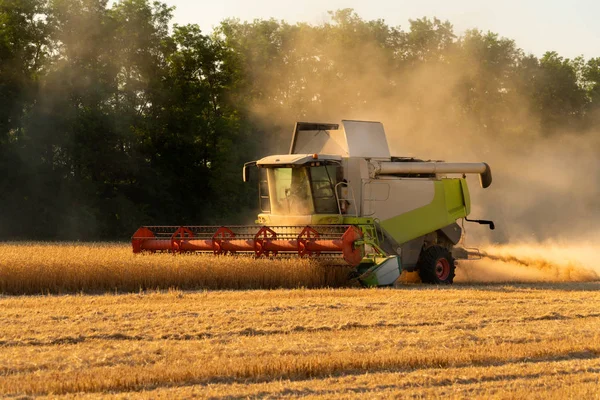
[243,161,257,182]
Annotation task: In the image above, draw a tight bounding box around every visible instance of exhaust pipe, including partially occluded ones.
[371,161,493,188]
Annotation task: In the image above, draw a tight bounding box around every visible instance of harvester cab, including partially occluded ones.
[133,120,494,287]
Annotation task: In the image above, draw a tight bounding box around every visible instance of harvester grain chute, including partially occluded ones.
[132,120,495,286]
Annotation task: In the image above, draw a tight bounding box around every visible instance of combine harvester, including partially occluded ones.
[132,121,494,287]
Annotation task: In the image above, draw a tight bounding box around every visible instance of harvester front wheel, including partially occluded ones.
[417,245,456,284]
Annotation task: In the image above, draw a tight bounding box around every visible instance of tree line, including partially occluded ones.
[1,1,598,239]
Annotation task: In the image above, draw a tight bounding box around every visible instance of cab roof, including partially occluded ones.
[256,154,342,166]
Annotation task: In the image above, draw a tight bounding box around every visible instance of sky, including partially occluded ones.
[141,0,599,59]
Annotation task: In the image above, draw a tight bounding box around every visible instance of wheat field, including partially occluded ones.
[1,243,599,398]
[0,243,351,294]
[2,242,598,295]
[1,285,600,398]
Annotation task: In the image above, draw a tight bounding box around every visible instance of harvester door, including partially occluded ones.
[309,165,339,214]
[362,181,390,216]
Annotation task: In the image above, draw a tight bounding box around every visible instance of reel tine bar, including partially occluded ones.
[131,225,364,266]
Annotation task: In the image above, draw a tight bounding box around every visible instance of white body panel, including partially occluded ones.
[290,120,391,159]
[341,120,390,159]
[292,130,350,156]
[363,179,436,220]
[373,257,402,285]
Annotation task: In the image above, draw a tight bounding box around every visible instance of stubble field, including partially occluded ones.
[1,243,599,398]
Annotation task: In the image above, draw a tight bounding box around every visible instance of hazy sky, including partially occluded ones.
[144,0,599,59]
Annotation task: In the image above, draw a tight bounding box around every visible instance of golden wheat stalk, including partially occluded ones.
[0,243,351,294]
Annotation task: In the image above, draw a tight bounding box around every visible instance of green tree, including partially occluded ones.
[530,52,588,134]
[0,5,597,240]
[0,0,49,142]
[582,57,600,127]
[0,0,51,238]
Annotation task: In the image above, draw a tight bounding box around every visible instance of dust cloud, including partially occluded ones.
[456,239,600,283]
[238,15,600,283]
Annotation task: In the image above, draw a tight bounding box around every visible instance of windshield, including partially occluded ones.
[268,167,313,215]
[266,166,339,215]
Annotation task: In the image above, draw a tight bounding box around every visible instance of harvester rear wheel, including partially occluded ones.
[417,245,456,284]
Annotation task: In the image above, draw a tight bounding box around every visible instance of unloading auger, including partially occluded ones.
[132,121,495,286]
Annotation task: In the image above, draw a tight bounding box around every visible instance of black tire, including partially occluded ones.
[417,245,456,284]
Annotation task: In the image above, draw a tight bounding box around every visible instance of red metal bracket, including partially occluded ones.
[297,226,321,258]
[254,226,278,258]
[170,226,194,253]
[212,227,235,255]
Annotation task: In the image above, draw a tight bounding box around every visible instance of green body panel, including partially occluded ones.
[460,178,471,215]
[379,178,469,245]
[257,214,375,226]
[257,213,343,225]
[342,216,375,225]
